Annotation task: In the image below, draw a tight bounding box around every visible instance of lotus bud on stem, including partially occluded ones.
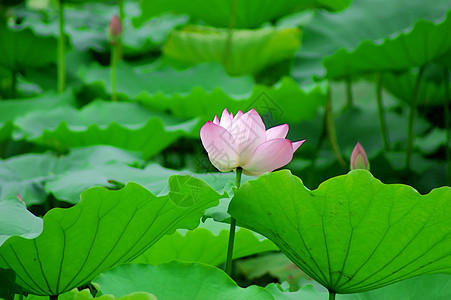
[16,193,25,205]
[350,141,370,171]
[108,15,122,102]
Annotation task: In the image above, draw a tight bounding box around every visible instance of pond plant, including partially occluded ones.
[0,0,450,300]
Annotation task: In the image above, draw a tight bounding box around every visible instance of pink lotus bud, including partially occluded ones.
[350,141,370,170]
[107,15,123,45]
[200,108,305,176]
[16,193,25,205]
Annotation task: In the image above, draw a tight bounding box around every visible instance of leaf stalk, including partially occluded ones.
[376,73,390,150]
[405,66,425,170]
[57,0,66,93]
[444,66,450,185]
[325,83,347,170]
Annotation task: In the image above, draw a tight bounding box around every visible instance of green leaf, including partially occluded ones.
[0,195,43,246]
[133,218,278,266]
[80,61,326,123]
[66,289,157,300]
[0,268,21,300]
[0,146,141,205]
[0,146,239,205]
[340,274,451,300]
[323,11,451,79]
[266,274,451,299]
[93,261,273,300]
[163,25,301,76]
[266,283,326,300]
[293,0,451,83]
[13,100,198,159]
[0,153,57,206]
[237,252,306,290]
[134,0,353,29]
[229,170,451,294]
[0,91,76,142]
[0,25,57,72]
[382,70,450,106]
[0,177,222,295]
[23,2,187,55]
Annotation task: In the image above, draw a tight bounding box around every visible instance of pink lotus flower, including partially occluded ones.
[200,108,305,176]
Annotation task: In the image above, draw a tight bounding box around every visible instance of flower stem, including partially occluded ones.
[328,291,336,300]
[225,167,242,276]
[57,0,66,93]
[11,70,16,98]
[223,0,237,70]
[345,76,353,109]
[443,66,450,185]
[110,42,119,101]
[405,66,425,170]
[118,0,124,60]
[325,83,347,170]
[50,295,58,300]
[376,73,390,150]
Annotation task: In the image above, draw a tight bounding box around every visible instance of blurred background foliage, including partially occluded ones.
[0,0,450,294]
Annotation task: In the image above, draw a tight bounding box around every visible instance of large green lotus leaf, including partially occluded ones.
[79,61,254,99]
[132,218,277,266]
[46,163,223,204]
[13,100,198,159]
[266,283,325,300]
[333,106,429,157]
[0,267,21,300]
[0,196,43,246]
[237,252,309,291]
[23,2,187,54]
[0,25,57,72]
[93,261,273,300]
[0,91,76,142]
[381,70,450,106]
[323,11,451,79]
[229,170,451,294]
[0,178,222,295]
[79,61,326,123]
[47,161,253,205]
[20,289,157,300]
[134,0,353,29]
[0,153,58,206]
[0,145,237,206]
[0,146,141,206]
[292,0,451,83]
[414,127,448,155]
[163,25,301,76]
[73,290,157,300]
[266,274,451,299]
[340,273,451,300]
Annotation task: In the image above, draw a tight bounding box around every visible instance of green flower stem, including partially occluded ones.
[11,70,16,98]
[326,83,347,170]
[57,0,66,93]
[50,295,58,300]
[376,73,390,150]
[118,0,125,60]
[225,167,242,276]
[444,67,450,185]
[345,77,353,109]
[405,66,425,170]
[110,42,119,101]
[328,291,336,300]
[223,0,237,69]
